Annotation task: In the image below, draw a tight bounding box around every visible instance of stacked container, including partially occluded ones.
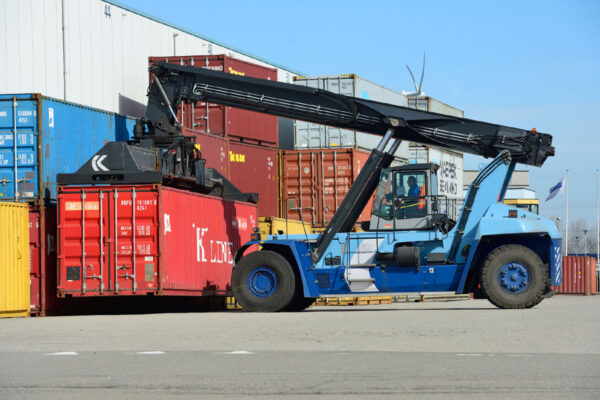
[290,74,408,154]
[280,148,382,228]
[57,184,257,297]
[409,144,464,220]
[151,56,280,218]
[407,96,464,118]
[552,256,597,295]
[0,94,136,202]
[0,93,136,315]
[149,55,278,147]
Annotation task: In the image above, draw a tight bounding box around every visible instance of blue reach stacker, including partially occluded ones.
[63,62,562,311]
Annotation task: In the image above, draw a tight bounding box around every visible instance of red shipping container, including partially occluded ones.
[149,55,278,147]
[29,205,59,315]
[552,256,597,295]
[183,128,229,176]
[228,141,279,217]
[280,148,373,228]
[57,184,257,297]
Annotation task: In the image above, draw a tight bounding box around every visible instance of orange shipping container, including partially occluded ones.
[552,256,597,295]
[279,148,373,228]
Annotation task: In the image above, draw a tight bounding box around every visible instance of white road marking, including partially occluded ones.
[135,351,165,355]
[219,351,254,355]
[456,353,483,356]
[507,354,533,358]
[44,352,78,356]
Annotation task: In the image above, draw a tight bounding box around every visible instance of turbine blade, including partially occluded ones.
[418,53,426,94]
[406,65,419,92]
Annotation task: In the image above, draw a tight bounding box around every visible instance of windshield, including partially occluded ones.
[371,169,427,221]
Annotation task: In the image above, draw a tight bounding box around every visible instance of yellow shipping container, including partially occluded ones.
[259,216,313,237]
[0,202,30,318]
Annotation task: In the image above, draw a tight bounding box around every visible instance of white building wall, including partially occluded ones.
[0,0,297,117]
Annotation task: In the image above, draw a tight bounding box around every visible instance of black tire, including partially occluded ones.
[285,297,315,311]
[231,250,296,312]
[480,244,548,309]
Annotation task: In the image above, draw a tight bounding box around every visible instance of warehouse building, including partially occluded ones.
[0,0,299,117]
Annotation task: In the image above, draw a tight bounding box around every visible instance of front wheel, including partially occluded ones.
[480,244,549,309]
[231,251,296,312]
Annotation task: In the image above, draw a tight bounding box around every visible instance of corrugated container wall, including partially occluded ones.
[57,185,257,297]
[150,55,278,147]
[228,141,279,217]
[407,96,464,118]
[409,144,464,220]
[291,75,408,156]
[29,205,60,315]
[0,0,297,116]
[552,256,597,295]
[0,94,135,201]
[184,128,229,176]
[0,202,30,318]
[280,149,375,228]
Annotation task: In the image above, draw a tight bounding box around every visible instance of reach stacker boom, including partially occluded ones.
[70,62,563,311]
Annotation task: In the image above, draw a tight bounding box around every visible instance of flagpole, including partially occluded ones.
[596,169,599,264]
[565,170,569,255]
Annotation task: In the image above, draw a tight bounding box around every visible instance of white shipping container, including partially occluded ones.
[409,144,464,220]
[407,96,464,118]
[0,0,299,116]
[292,74,408,153]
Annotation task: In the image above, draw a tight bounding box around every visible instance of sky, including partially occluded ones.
[118,0,600,225]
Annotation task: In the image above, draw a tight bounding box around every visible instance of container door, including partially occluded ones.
[108,187,159,294]
[29,209,41,311]
[58,189,107,295]
[0,97,38,200]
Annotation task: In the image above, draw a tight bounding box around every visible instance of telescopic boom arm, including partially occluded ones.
[144,62,554,167]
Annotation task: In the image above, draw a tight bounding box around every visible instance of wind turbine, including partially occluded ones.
[403,53,426,98]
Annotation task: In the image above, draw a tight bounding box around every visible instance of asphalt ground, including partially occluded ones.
[1,295,599,399]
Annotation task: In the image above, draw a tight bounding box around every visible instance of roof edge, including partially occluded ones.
[103,0,303,75]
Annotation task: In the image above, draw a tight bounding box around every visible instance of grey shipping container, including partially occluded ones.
[291,74,408,151]
[407,96,464,118]
[0,94,136,202]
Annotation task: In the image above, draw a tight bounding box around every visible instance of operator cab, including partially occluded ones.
[368,163,455,232]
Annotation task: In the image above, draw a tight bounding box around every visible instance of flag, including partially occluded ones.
[546,174,566,201]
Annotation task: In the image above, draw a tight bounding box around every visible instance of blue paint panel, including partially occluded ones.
[0,94,136,201]
[550,239,562,286]
[0,98,38,199]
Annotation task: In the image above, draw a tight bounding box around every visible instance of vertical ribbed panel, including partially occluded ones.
[553,256,598,295]
[0,202,30,317]
[161,186,257,293]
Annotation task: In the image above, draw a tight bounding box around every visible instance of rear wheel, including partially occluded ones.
[231,251,296,312]
[481,244,548,309]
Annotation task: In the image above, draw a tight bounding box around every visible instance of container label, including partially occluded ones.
[229,151,245,163]
[65,201,99,211]
[48,107,54,128]
[227,67,246,76]
[164,214,171,234]
[194,225,234,265]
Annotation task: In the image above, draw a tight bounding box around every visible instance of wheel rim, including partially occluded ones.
[498,262,530,293]
[247,267,278,297]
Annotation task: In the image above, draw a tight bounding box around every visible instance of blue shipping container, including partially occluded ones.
[0,94,136,201]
